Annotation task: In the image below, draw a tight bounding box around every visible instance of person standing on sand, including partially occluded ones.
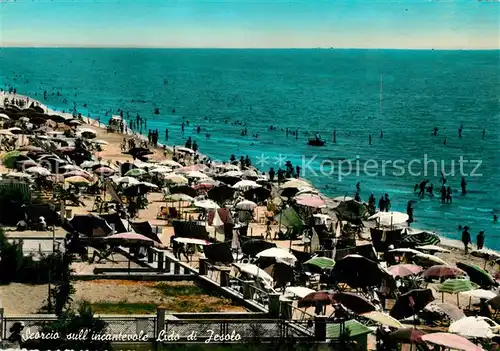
[477,230,485,250]
[462,226,471,254]
[378,195,385,212]
[406,201,414,226]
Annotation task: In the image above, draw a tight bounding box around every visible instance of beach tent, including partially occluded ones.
[274,207,303,230]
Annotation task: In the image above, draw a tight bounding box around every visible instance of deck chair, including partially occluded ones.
[90,246,118,263]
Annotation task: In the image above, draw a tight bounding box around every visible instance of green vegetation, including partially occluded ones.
[91,302,157,314]
[155,282,205,296]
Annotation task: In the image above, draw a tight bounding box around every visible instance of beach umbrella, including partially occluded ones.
[369,211,409,226]
[449,316,500,339]
[388,264,423,278]
[19,116,30,123]
[94,166,115,176]
[332,254,389,289]
[80,161,100,169]
[283,286,316,299]
[17,159,39,168]
[459,289,497,301]
[0,129,13,136]
[93,139,108,145]
[389,328,426,344]
[18,145,43,153]
[207,185,236,204]
[297,291,334,308]
[422,265,467,280]
[8,127,23,134]
[416,245,450,253]
[0,113,10,120]
[63,171,93,180]
[243,169,259,179]
[412,252,449,267]
[138,181,158,189]
[222,170,244,178]
[164,173,188,185]
[149,166,172,174]
[437,279,479,304]
[390,288,435,320]
[68,119,82,125]
[244,187,271,202]
[77,128,97,139]
[232,180,261,189]
[175,146,195,154]
[185,170,208,179]
[173,237,211,246]
[362,311,403,329]
[294,194,326,208]
[193,199,219,209]
[115,176,140,185]
[176,164,208,173]
[280,179,311,189]
[65,176,90,186]
[164,193,194,202]
[241,239,276,256]
[333,292,377,314]
[456,262,496,289]
[104,232,155,245]
[402,229,441,246]
[59,164,82,172]
[235,200,257,211]
[2,150,22,168]
[5,172,32,179]
[256,247,297,266]
[232,263,274,287]
[26,166,51,176]
[192,182,216,191]
[169,185,197,197]
[124,168,146,177]
[423,302,465,322]
[304,257,336,271]
[159,159,182,168]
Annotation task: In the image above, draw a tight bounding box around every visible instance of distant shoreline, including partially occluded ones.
[1,47,499,51]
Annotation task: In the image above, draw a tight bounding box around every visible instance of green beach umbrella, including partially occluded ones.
[304,257,336,270]
[2,150,21,169]
[437,278,479,305]
[456,262,496,288]
[124,168,146,177]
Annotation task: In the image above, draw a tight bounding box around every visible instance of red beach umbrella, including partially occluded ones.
[422,265,467,279]
[294,194,325,208]
[389,328,426,344]
[94,166,115,176]
[297,291,334,308]
[388,264,423,277]
[421,332,483,351]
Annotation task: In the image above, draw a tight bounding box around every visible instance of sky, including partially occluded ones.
[0,0,499,49]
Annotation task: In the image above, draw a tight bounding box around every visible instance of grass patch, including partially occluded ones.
[155,283,205,296]
[91,302,157,314]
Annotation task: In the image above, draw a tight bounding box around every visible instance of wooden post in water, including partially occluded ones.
[333,130,336,143]
[369,134,372,145]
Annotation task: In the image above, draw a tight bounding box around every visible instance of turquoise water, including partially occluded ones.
[1,48,499,247]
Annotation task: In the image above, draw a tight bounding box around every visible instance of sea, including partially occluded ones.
[0,48,499,248]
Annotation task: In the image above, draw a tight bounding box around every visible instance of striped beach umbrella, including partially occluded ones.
[437,279,479,305]
[402,230,440,246]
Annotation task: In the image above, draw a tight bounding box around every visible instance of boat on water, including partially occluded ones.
[308,136,326,146]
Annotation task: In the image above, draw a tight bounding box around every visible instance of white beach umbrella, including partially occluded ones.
[416,245,451,253]
[369,211,409,226]
[449,316,500,339]
[414,252,449,266]
[282,286,316,299]
[174,237,211,246]
[26,166,51,176]
[115,176,140,185]
[233,263,274,287]
[459,289,497,300]
[186,170,208,179]
[235,200,258,211]
[138,181,159,189]
[8,127,23,134]
[5,172,32,179]
[232,180,261,189]
[19,117,30,123]
[165,173,189,184]
[93,139,108,145]
[165,193,194,202]
[243,169,259,178]
[389,248,423,255]
[0,113,10,120]
[214,163,239,171]
[223,170,244,177]
[256,247,297,265]
[159,159,182,168]
[149,166,172,174]
[280,179,311,189]
[332,196,354,202]
[80,161,100,169]
[175,147,195,154]
[59,164,82,172]
[193,199,220,209]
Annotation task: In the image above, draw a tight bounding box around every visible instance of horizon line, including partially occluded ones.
[1,45,499,51]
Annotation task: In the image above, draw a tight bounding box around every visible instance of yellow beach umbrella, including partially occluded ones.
[65,176,90,186]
